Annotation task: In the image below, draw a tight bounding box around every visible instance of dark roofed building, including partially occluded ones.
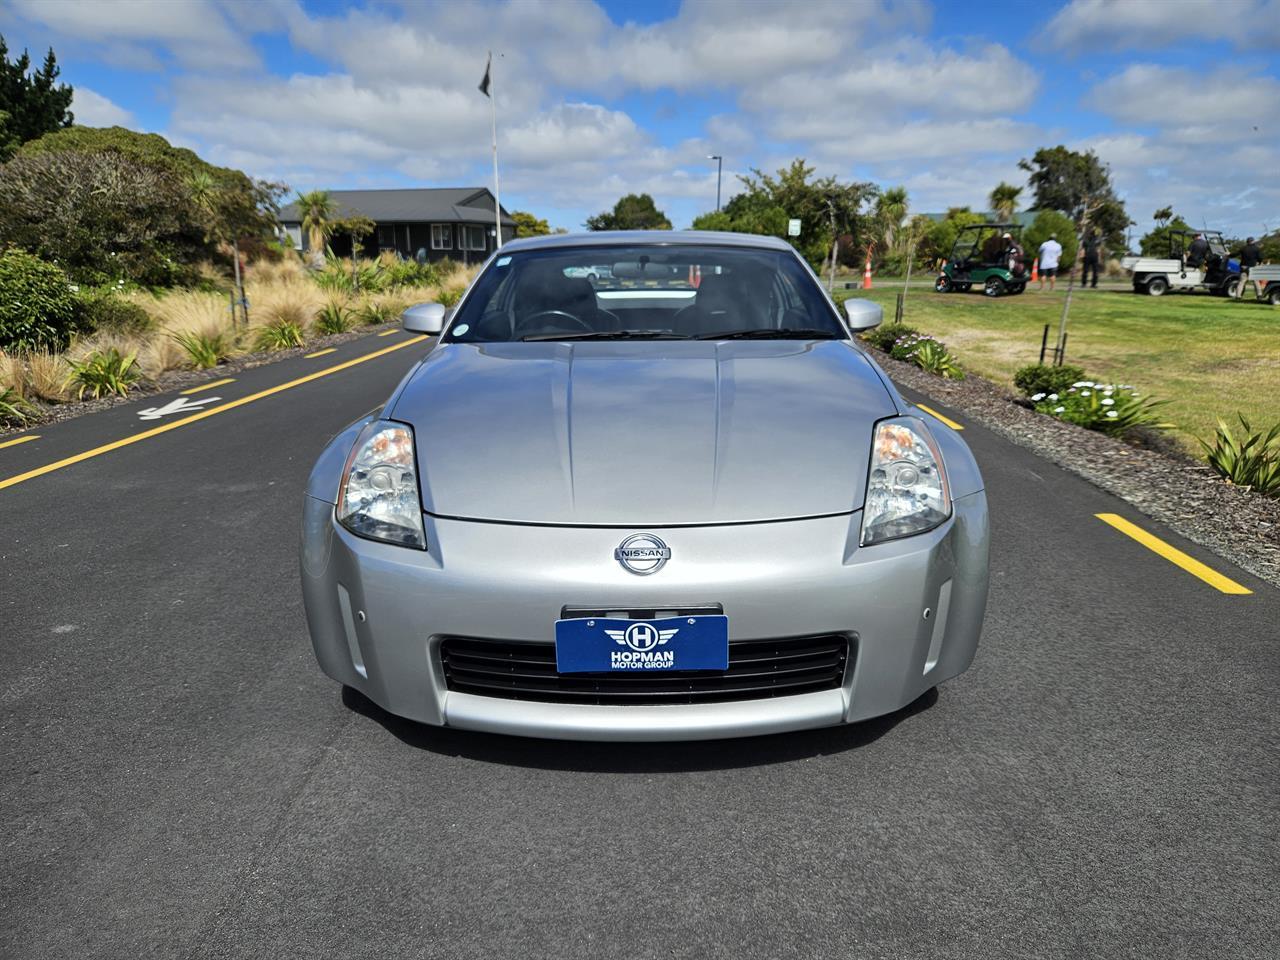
[278,187,516,264]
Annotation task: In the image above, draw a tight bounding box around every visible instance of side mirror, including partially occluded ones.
[843,299,883,332]
[402,302,446,335]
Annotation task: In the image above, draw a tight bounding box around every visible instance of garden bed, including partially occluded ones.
[875,350,1280,588]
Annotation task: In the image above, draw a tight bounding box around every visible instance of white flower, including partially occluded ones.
[1101,398,1115,406]
[1054,405,1065,413]
[1032,392,1046,401]
[1081,389,1092,396]
[1073,381,1095,388]
[1047,393,1059,401]
[1106,411,1118,418]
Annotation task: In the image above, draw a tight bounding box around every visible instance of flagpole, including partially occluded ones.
[489,52,502,250]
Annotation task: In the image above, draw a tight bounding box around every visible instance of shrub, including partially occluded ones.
[1031,381,1171,438]
[355,299,398,325]
[1200,416,1280,496]
[254,319,305,351]
[860,322,918,352]
[435,286,464,308]
[0,385,32,424]
[314,260,386,295]
[1014,363,1086,398]
[383,259,442,288]
[0,250,81,352]
[78,289,156,336]
[316,300,355,335]
[25,351,70,401]
[172,329,234,369]
[889,333,964,379]
[64,347,142,399]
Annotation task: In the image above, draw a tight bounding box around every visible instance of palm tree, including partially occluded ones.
[989,182,1022,222]
[295,190,336,261]
[876,186,909,253]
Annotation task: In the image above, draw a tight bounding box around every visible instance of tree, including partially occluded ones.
[0,127,285,287]
[692,159,877,271]
[585,193,671,231]
[1023,210,1078,270]
[1018,145,1130,249]
[512,210,551,238]
[988,182,1022,221]
[1139,215,1192,256]
[1153,206,1174,228]
[294,190,336,258]
[874,186,909,271]
[913,207,986,269]
[0,36,73,162]
[1019,145,1131,365]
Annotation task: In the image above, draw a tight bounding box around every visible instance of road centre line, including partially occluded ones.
[305,348,337,358]
[1095,513,1252,595]
[377,329,399,337]
[916,403,964,430]
[0,336,429,493]
[181,378,236,395]
[0,435,40,450]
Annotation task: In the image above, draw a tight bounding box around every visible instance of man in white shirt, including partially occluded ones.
[1038,234,1063,291]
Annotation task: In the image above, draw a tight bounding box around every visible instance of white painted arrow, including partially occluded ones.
[136,396,222,421]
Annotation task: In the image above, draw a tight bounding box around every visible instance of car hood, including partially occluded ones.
[391,340,896,525]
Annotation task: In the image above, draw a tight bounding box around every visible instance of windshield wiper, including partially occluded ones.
[521,330,693,341]
[697,328,842,340]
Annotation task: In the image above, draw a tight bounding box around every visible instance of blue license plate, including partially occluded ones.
[554,615,729,673]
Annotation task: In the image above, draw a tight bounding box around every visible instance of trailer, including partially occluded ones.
[1122,229,1241,297]
[1240,263,1280,305]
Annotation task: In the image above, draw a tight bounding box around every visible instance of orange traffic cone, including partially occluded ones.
[1031,257,1039,283]
[862,253,873,290]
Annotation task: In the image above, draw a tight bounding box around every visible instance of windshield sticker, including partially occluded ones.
[496,256,511,267]
[451,323,470,337]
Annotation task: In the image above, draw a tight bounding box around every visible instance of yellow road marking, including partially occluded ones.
[181,378,236,395]
[1095,513,1252,595]
[377,329,399,337]
[305,348,336,358]
[0,336,429,493]
[0,434,39,450]
[916,403,964,430]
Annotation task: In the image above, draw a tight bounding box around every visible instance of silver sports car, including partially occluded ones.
[301,231,989,741]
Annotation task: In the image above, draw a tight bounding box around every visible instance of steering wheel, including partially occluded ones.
[514,310,593,338]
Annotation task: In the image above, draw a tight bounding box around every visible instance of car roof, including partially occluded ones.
[499,230,795,254]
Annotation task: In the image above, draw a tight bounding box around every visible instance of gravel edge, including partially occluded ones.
[876,350,1280,589]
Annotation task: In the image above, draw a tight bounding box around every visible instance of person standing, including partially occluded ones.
[1037,233,1063,291]
[1234,236,1262,299]
[1081,231,1101,288]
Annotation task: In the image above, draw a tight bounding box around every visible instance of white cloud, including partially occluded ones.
[70,87,136,128]
[1047,0,1280,51]
[8,0,260,69]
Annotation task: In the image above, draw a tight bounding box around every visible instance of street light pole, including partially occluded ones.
[707,154,723,212]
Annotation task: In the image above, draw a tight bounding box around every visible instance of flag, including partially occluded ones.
[479,54,491,97]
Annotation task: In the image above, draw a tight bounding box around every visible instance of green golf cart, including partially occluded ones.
[934,223,1028,297]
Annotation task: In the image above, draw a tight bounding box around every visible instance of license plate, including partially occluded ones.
[554,615,729,673]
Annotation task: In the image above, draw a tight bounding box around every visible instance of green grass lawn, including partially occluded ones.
[836,284,1280,451]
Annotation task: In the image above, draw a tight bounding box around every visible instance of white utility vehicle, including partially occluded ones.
[1121,229,1240,297]
[1240,263,1280,305]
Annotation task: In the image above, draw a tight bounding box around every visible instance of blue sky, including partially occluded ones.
[2,0,1277,239]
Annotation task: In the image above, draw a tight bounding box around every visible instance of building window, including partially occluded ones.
[377,224,396,249]
[461,225,486,251]
[431,224,453,250]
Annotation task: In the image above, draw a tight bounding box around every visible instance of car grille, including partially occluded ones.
[439,635,852,706]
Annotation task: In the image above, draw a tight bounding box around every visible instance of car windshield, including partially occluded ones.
[442,244,848,343]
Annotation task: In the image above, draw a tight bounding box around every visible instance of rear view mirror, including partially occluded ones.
[402,302,446,335]
[843,299,883,332]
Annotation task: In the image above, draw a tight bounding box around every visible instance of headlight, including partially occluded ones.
[860,416,950,546]
[336,420,427,549]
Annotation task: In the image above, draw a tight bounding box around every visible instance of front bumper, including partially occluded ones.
[301,493,988,741]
